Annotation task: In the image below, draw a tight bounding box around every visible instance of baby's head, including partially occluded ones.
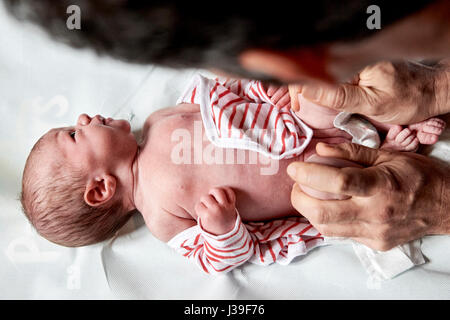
[21,114,138,247]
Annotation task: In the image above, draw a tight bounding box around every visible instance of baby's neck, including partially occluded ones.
[130,146,143,212]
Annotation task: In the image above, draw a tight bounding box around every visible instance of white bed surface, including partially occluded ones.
[1,3,449,299]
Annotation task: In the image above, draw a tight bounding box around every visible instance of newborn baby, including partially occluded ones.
[21,75,445,274]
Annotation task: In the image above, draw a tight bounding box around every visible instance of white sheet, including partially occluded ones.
[1,3,449,299]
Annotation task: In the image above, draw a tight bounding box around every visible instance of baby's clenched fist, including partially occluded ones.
[194,187,237,236]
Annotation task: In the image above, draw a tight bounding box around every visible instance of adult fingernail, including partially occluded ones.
[287,164,296,179]
[301,85,321,102]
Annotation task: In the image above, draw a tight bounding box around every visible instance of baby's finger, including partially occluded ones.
[194,201,208,215]
[276,93,291,109]
[223,187,236,204]
[208,187,228,205]
[270,87,288,105]
[200,194,218,208]
[266,84,278,96]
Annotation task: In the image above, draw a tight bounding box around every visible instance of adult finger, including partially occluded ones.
[287,160,383,197]
[290,183,361,224]
[288,84,302,111]
[315,222,368,238]
[315,142,388,167]
[301,82,371,114]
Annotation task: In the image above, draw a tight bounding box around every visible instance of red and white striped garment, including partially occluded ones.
[176,74,313,159]
[167,211,325,275]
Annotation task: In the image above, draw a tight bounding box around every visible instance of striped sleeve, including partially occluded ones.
[168,213,254,275]
[246,217,325,266]
[167,214,326,274]
[215,78,272,105]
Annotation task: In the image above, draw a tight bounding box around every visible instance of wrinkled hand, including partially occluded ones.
[289,60,450,125]
[265,84,291,110]
[195,187,237,235]
[287,142,450,251]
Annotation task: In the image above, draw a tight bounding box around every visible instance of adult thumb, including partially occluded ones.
[288,84,302,112]
[315,142,382,167]
[301,82,367,113]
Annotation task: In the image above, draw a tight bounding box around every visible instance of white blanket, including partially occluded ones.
[0,2,449,299]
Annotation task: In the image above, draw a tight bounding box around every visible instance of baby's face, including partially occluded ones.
[40,113,137,174]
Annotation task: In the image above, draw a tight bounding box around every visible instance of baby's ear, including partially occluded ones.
[84,174,116,207]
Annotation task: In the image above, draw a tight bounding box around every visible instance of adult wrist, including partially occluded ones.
[430,161,450,235]
[432,58,450,116]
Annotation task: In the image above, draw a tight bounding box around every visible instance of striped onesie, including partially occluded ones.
[169,74,324,274]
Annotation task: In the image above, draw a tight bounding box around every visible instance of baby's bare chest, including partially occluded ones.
[139,113,302,222]
[141,113,350,222]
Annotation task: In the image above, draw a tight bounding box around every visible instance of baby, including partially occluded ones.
[21,75,445,274]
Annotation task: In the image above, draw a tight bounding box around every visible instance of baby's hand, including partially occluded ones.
[265,84,291,110]
[194,187,237,236]
[408,118,446,145]
[381,125,420,152]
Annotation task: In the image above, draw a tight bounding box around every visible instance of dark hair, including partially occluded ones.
[4,0,433,79]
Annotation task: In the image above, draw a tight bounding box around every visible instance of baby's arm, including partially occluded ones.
[168,187,254,274]
[168,187,327,273]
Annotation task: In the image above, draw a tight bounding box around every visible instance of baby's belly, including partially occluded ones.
[186,153,305,222]
[177,137,353,222]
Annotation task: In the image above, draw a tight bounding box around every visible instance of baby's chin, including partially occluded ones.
[106,118,131,134]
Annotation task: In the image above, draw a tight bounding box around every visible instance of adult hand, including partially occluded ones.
[287,142,450,251]
[289,59,450,125]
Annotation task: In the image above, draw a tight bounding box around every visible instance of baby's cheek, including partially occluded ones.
[299,154,362,200]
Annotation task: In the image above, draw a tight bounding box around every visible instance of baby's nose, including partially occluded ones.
[77,113,91,126]
[91,114,105,124]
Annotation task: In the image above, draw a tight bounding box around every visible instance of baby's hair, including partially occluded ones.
[21,135,132,247]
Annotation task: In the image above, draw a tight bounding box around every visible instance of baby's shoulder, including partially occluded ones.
[144,104,200,130]
[145,205,197,243]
